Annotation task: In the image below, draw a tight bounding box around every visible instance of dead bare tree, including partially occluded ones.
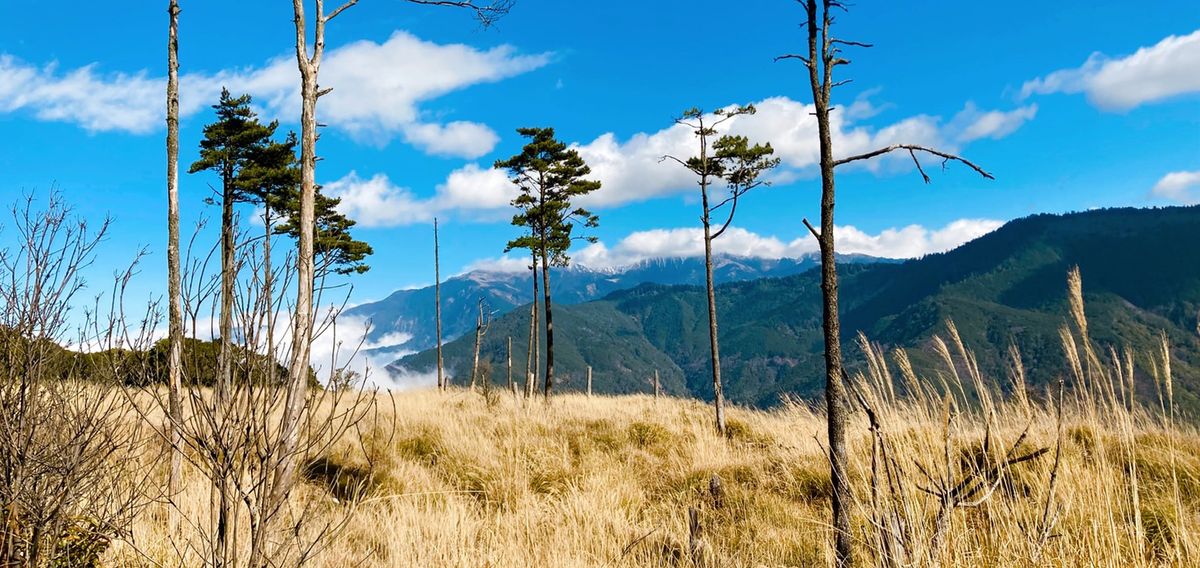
[164,0,184,537]
[507,336,516,396]
[470,298,493,390]
[525,251,539,399]
[124,218,376,567]
[778,2,994,564]
[284,0,511,548]
[434,217,444,391]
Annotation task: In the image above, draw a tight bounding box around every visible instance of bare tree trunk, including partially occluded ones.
[164,0,183,537]
[700,183,726,435]
[539,243,555,400]
[274,0,338,553]
[801,3,852,563]
[218,171,235,396]
[434,217,444,390]
[528,258,542,398]
[214,115,237,568]
[507,336,516,397]
[264,207,274,372]
[654,369,661,399]
[526,257,538,398]
[586,365,592,397]
[471,298,484,390]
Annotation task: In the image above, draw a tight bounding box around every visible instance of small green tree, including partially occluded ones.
[496,127,600,399]
[189,89,278,396]
[664,107,779,435]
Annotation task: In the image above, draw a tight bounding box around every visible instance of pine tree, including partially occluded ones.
[664,107,779,435]
[496,127,600,399]
[274,187,373,277]
[188,89,278,395]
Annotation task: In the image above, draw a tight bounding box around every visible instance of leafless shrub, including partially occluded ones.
[122,218,379,567]
[0,193,156,568]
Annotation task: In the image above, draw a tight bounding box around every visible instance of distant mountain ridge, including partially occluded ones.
[394,205,1200,415]
[344,253,890,359]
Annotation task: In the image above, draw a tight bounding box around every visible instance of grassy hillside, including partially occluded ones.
[396,205,1200,413]
[107,264,1200,566]
[117,386,1200,566]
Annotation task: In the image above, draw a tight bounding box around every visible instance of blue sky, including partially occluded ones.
[0,0,1198,309]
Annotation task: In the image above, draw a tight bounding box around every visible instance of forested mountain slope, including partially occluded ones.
[395,206,1200,414]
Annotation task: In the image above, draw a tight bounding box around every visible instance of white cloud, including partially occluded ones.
[471,219,1004,271]
[566,97,1025,209]
[397,96,1023,227]
[0,56,164,133]
[1021,29,1200,110]
[0,31,550,157]
[1151,170,1200,204]
[323,172,434,227]
[949,102,1038,143]
[402,121,499,159]
[323,165,516,227]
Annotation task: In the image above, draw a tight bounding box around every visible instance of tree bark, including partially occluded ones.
[539,243,555,399]
[701,179,726,435]
[164,0,183,537]
[471,299,483,390]
[804,1,853,564]
[273,0,329,553]
[586,365,592,397]
[507,336,516,396]
[434,217,444,390]
[526,258,538,399]
[264,206,274,375]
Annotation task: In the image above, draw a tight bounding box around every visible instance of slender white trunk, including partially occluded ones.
[434,218,444,390]
[164,0,183,537]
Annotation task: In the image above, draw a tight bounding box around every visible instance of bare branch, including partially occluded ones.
[832,39,873,48]
[834,144,995,180]
[316,86,334,99]
[710,194,740,240]
[324,0,359,22]
[774,53,812,67]
[659,154,690,169]
[406,0,514,27]
[802,217,821,240]
[909,149,931,184]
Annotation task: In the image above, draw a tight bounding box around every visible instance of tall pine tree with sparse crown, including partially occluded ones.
[187,87,279,557]
[189,89,278,396]
[497,127,600,399]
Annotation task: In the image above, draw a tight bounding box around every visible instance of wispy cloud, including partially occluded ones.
[1021,29,1200,110]
[1151,170,1200,204]
[323,164,514,228]
[0,31,551,158]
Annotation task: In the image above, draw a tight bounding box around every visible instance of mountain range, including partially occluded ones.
[344,253,888,360]
[391,205,1200,415]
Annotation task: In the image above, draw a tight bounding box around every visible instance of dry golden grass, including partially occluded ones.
[110,384,1199,568]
